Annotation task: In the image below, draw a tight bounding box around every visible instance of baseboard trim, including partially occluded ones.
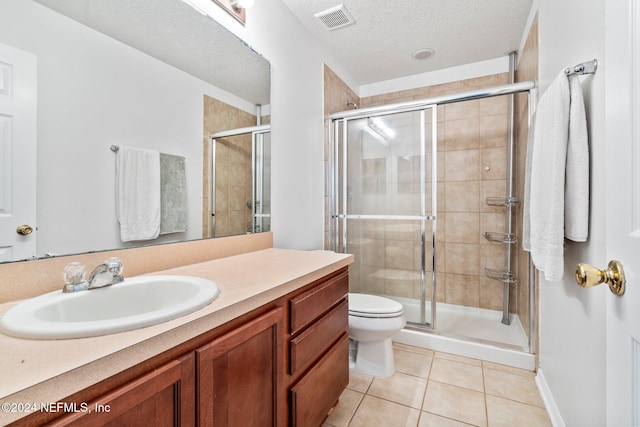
[535,368,565,427]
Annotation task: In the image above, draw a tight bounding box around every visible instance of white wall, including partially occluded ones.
[198,0,358,250]
[535,0,607,424]
[0,0,259,257]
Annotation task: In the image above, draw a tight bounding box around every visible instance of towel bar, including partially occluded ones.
[565,59,598,76]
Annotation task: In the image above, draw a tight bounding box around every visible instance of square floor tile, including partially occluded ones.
[423,381,487,427]
[394,348,433,378]
[418,411,476,426]
[368,372,428,409]
[483,368,544,407]
[349,395,421,427]
[347,371,374,393]
[485,395,551,427]
[324,388,364,427]
[430,357,484,392]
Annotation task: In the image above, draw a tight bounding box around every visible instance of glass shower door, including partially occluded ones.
[332,108,437,327]
[253,130,271,233]
[210,126,271,237]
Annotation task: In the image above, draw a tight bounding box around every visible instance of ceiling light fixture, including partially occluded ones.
[413,48,435,60]
[230,0,255,11]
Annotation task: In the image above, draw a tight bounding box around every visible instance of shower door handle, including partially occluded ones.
[575,260,626,296]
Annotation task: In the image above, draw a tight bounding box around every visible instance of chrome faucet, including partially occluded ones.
[62,257,124,293]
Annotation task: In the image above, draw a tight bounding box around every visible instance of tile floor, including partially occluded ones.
[323,343,551,427]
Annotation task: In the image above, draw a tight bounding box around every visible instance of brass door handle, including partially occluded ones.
[16,224,33,236]
[575,260,625,296]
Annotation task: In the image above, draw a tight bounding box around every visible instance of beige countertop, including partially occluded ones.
[0,248,353,425]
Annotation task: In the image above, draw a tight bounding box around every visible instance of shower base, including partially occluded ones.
[388,296,535,370]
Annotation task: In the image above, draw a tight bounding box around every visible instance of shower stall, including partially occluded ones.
[329,81,536,363]
[210,124,271,237]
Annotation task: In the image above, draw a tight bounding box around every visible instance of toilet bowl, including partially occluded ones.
[348,293,406,377]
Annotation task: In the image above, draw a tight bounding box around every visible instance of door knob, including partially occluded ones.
[16,224,33,235]
[575,260,625,296]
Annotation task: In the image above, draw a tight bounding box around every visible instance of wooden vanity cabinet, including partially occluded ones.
[10,268,349,427]
[287,268,350,427]
[47,352,195,427]
[196,307,284,427]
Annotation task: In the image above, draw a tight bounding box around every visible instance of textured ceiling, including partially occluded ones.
[281,0,533,85]
[34,0,271,106]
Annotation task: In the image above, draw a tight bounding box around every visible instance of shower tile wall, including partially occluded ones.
[324,67,523,315]
[203,95,257,238]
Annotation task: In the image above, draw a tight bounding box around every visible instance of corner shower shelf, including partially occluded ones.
[486,197,520,208]
[484,232,517,244]
[484,268,517,284]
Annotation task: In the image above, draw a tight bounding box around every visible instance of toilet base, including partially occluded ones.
[351,337,395,377]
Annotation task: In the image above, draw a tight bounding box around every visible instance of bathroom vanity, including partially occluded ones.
[0,237,352,426]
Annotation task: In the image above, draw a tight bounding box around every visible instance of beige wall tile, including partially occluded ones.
[444,118,480,151]
[480,276,504,311]
[445,273,480,307]
[445,244,480,275]
[481,147,507,180]
[445,150,481,181]
[446,213,480,244]
[479,114,508,148]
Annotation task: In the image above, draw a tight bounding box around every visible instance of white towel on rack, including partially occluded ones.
[523,72,590,281]
[565,76,590,241]
[116,145,161,242]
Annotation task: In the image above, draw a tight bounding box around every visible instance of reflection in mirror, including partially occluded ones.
[0,0,270,263]
[209,125,271,237]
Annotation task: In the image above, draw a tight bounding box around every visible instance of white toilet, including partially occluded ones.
[348,293,406,377]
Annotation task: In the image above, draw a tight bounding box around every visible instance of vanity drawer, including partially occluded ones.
[289,269,348,334]
[290,334,349,427]
[289,299,347,375]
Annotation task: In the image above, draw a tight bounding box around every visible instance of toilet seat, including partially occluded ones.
[348,293,404,318]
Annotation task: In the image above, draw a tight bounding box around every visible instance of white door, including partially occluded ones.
[606,1,640,425]
[0,42,37,262]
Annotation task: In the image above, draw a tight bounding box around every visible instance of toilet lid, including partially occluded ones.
[348,293,404,318]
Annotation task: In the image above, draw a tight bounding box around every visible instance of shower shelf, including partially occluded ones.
[484,232,517,244]
[486,197,520,208]
[484,268,517,284]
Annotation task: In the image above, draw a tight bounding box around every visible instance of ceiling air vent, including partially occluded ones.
[314,4,355,31]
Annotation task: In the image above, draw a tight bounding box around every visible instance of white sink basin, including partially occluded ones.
[0,275,220,340]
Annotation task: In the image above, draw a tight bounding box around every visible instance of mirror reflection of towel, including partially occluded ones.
[116,146,161,242]
[159,153,187,235]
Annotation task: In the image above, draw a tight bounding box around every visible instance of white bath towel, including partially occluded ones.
[116,145,161,242]
[565,76,590,241]
[523,72,590,281]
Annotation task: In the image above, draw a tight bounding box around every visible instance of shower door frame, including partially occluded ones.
[210,124,271,236]
[329,81,537,343]
[330,108,438,329]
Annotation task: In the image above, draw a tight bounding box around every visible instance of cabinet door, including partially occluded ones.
[290,334,349,427]
[48,353,195,427]
[197,307,284,427]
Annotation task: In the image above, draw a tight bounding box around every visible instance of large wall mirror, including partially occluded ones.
[0,0,271,263]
